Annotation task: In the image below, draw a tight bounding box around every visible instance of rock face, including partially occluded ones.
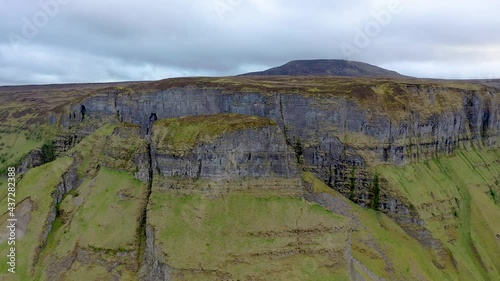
[61,78,499,249]
[150,114,302,196]
[102,124,150,181]
[142,225,172,281]
[65,81,499,191]
[143,114,313,279]
[18,149,44,174]
[152,114,299,180]
[36,125,150,281]
[66,83,499,165]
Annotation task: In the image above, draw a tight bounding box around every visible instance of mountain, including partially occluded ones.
[240,59,407,78]
[0,74,499,280]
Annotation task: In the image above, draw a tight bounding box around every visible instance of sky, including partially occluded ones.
[1,0,500,85]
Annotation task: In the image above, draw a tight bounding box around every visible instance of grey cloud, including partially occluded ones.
[1,0,499,85]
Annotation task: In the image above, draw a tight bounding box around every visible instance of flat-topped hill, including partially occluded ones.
[240,59,407,78]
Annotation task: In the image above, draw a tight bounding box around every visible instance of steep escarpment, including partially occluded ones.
[376,149,500,280]
[304,151,500,281]
[0,75,499,281]
[63,78,499,217]
[0,123,152,281]
[143,114,348,280]
[152,114,299,181]
[66,78,499,166]
[0,157,74,281]
[147,112,302,195]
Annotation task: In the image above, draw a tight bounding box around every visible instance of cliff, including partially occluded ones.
[62,77,498,216]
[0,73,499,280]
[152,114,298,180]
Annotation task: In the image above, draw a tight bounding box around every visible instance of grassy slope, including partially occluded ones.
[32,123,149,281]
[35,168,146,281]
[0,131,42,174]
[148,186,350,281]
[0,156,74,281]
[377,148,500,280]
[46,168,144,255]
[304,172,453,281]
[304,148,500,280]
[0,124,148,280]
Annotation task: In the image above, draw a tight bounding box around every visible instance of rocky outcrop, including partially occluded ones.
[44,245,139,281]
[152,115,299,180]
[17,149,43,174]
[141,225,172,281]
[150,114,302,195]
[101,124,150,181]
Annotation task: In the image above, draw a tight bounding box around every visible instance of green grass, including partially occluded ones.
[68,123,148,178]
[376,148,500,280]
[33,168,147,280]
[0,157,74,281]
[153,114,277,156]
[0,131,42,174]
[0,123,149,280]
[47,168,146,256]
[59,262,111,280]
[305,171,457,281]
[148,185,350,280]
[30,124,149,280]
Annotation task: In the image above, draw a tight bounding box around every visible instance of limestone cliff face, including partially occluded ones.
[66,84,498,183]
[149,114,302,195]
[152,120,298,180]
[66,84,499,165]
[61,80,499,243]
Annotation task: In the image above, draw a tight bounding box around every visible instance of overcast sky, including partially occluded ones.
[1,0,499,85]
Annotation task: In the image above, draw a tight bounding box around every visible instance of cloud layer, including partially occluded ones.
[1,0,499,85]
